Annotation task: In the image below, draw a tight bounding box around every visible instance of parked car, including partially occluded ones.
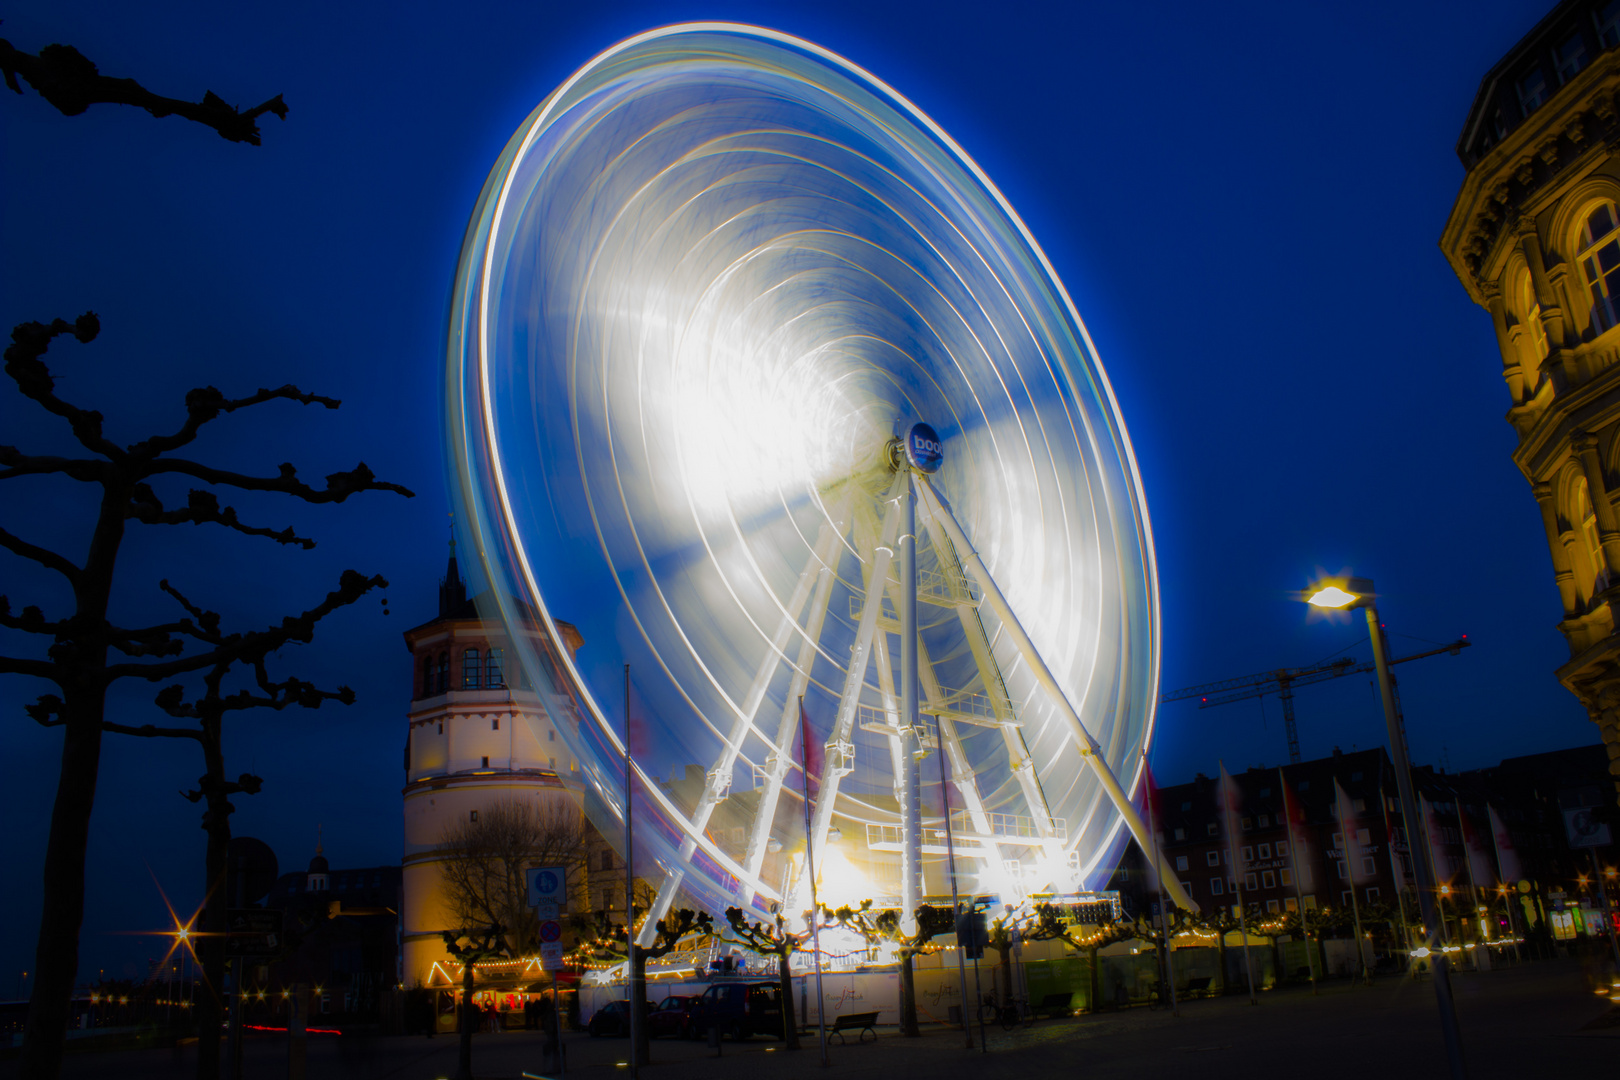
[647,995,698,1038]
[586,999,654,1037]
[683,981,784,1041]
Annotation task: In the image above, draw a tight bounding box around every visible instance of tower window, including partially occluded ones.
[470,810,478,822]
[1517,272,1550,359]
[548,729,555,742]
[421,656,433,698]
[492,717,499,731]
[1600,1,1620,49]
[1553,32,1587,85]
[1581,203,1620,333]
[487,647,505,689]
[436,653,449,695]
[1518,66,1548,115]
[463,648,481,689]
[1576,478,1609,593]
[481,756,490,768]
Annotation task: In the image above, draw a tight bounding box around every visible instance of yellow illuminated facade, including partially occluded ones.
[1442,0,1620,806]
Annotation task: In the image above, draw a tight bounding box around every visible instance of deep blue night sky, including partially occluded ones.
[0,0,1597,986]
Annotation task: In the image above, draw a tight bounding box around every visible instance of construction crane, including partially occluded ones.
[1159,637,1472,763]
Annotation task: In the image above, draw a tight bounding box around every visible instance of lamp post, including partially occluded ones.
[1305,577,1468,1080]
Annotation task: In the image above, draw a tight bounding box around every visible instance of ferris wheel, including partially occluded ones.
[446,24,1191,935]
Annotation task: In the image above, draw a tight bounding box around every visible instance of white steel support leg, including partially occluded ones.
[915,475,1198,914]
[914,493,1058,846]
[639,511,847,941]
[898,474,923,926]
[737,560,842,898]
[792,472,908,913]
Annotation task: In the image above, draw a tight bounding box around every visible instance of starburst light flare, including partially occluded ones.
[448,23,1163,922]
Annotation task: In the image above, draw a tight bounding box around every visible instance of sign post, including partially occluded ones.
[526,865,569,1078]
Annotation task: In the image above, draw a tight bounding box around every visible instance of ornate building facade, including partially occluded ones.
[1442,0,1620,805]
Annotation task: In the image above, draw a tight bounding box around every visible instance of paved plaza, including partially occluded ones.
[7,959,1615,1080]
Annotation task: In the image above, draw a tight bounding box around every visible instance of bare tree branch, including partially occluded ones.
[1,654,62,681]
[0,525,82,581]
[146,458,415,503]
[0,448,108,482]
[126,484,314,549]
[101,720,201,740]
[0,39,286,144]
[439,799,590,954]
[127,384,340,460]
[0,597,62,635]
[4,314,119,459]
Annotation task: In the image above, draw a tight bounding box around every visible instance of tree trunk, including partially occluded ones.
[456,968,475,1080]
[995,942,1013,1005]
[1216,934,1229,994]
[195,727,232,1080]
[898,952,919,1036]
[630,948,650,1067]
[20,684,107,1080]
[1087,945,1100,1013]
[775,951,799,1049]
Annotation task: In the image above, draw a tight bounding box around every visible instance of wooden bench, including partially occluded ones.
[825,1011,879,1044]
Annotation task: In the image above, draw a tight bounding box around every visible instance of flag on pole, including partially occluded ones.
[1279,770,1310,888]
[1218,762,1245,888]
[1420,794,1449,884]
[798,700,822,809]
[1458,805,1494,890]
[1488,805,1522,885]
[1333,779,1370,884]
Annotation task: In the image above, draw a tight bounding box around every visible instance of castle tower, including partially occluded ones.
[1441,0,1620,805]
[399,543,591,990]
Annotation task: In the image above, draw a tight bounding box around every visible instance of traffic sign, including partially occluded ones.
[526,864,568,908]
[536,902,560,921]
[540,943,565,971]
[539,920,563,943]
[225,909,283,957]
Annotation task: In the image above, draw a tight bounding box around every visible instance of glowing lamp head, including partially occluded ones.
[1306,585,1358,609]
[1304,576,1374,610]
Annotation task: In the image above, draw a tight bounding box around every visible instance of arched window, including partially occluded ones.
[421,655,433,698]
[1576,478,1610,593]
[487,647,505,689]
[1581,202,1620,333]
[1516,272,1549,359]
[436,653,449,695]
[463,648,481,690]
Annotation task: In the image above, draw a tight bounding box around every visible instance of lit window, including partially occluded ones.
[1210,878,1224,895]
[487,647,505,689]
[1266,899,1280,914]
[1302,895,1317,911]
[1577,478,1609,592]
[1518,66,1549,114]
[1515,271,1550,358]
[1580,203,1620,332]
[1600,0,1620,48]
[1284,896,1299,912]
[1280,867,1294,887]
[1206,851,1220,866]
[463,648,481,689]
[1554,32,1587,84]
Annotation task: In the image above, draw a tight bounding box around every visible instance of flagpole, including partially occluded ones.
[935,734,977,1047]
[1379,778,1417,974]
[1277,766,1316,994]
[799,698,830,1067]
[1455,802,1486,954]
[1486,806,1523,963]
[1334,777,1370,985]
[1141,750,1178,1017]
[1220,762,1257,1006]
[624,663,639,1078]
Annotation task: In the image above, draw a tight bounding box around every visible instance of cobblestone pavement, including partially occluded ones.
[6,957,1616,1080]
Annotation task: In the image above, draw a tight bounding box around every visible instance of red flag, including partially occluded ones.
[1333,779,1371,884]
[1218,761,1245,874]
[798,700,822,809]
[1488,805,1522,885]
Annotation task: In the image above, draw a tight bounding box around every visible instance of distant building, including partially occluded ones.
[262,840,402,1016]
[1441,0,1620,805]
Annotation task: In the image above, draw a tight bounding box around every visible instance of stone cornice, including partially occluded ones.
[1512,358,1620,479]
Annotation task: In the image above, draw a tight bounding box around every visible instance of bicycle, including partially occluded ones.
[998,996,1033,1031]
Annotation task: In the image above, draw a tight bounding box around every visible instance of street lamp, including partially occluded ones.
[1303,575,1468,1080]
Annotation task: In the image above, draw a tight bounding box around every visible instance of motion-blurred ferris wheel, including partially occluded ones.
[447,23,1190,933]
